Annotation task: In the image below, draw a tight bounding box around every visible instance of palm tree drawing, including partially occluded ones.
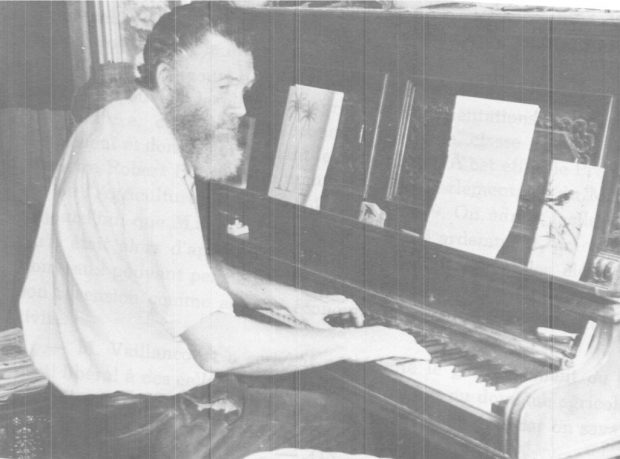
[276,90,305,189]
[276,88,318,192]
[285,98,317,192]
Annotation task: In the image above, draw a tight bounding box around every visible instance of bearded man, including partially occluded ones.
[19,3,428,458]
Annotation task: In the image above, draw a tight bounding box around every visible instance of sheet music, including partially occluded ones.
[269,85,344,209]
[528,160,604,280]
[424,96,540,258]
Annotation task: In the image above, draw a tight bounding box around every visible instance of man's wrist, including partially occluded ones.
[339,328,362,362]
[269,284,304,314]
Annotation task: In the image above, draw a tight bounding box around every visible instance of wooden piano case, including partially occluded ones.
[201,6,620,459]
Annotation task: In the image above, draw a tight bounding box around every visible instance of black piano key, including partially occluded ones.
[452,360,492,375]
[477,370,511,386]
[364,316,387,326]
[476,367,530,390]
[492,373,530,390]
[430,350,461,364]
[491,371,525,383]
[434,352,475,366]
[447,357,480,370]
[459,362,503,377]
[395,357,428,365]
[419,338,443,347]
[495,379,527,391]
[432,352,464,365]
[478,370,517,383]
[432,348,464,359]
[472,363,506,377]
[405,329,425,340]
[450,357,483,373]
[424,343,448,354]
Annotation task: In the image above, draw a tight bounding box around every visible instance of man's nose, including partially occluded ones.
[229,91,246,118]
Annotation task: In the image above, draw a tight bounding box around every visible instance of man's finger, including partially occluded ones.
[339,299,364,327]
[320,295,365,327]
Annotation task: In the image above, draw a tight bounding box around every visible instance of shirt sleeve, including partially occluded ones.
[78,147,234,336]
[132,169,234,336]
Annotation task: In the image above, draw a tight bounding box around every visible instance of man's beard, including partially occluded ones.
[164,87,243,181]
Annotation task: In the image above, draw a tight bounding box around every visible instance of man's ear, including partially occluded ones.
[156,62,175,98]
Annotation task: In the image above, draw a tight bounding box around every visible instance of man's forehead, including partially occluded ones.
[180,33,254,84]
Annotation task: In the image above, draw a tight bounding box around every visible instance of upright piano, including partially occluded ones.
[201,5,620,459]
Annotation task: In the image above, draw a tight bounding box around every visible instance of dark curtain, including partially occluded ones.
[0,1,73,110]
[0,2,74,328]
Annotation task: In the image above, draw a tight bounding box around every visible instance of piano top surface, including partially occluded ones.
[240,4,620,22]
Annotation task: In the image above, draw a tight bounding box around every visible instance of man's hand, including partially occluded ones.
[283,291,364,329]
[344,326,431,363]
[210,260,364,329]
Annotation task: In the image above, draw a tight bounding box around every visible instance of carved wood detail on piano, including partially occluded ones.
[507,322,620,458]
[380,79,612,268]
[590,252,620,290]
[606,186,620,248]
[536,115,599,165]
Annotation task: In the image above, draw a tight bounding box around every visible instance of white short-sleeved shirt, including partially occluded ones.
[20,90,233,396]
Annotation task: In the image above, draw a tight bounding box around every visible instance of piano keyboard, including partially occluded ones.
[378,357,520,413]
[261,310,530,413]
[347,315,530,413]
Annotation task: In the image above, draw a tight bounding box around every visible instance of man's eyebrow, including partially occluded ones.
[216,75,255,89]
[217,75,240,83]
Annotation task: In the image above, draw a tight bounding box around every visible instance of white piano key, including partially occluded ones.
[377,358,517,412]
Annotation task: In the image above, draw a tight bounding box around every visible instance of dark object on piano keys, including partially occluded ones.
[205,6,620,459]
[324,313,358,328]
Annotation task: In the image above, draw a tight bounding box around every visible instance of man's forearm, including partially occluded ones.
[209,257,365,329]
[210,257,294,312]
[183,312,352,375]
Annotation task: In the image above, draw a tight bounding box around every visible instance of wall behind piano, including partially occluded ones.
[0,2,74,329]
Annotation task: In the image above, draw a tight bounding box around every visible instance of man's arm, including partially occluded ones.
[182,311,430,375]
[209,257,363,328]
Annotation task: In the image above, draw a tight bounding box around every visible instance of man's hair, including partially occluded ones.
[136,2,251,90]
